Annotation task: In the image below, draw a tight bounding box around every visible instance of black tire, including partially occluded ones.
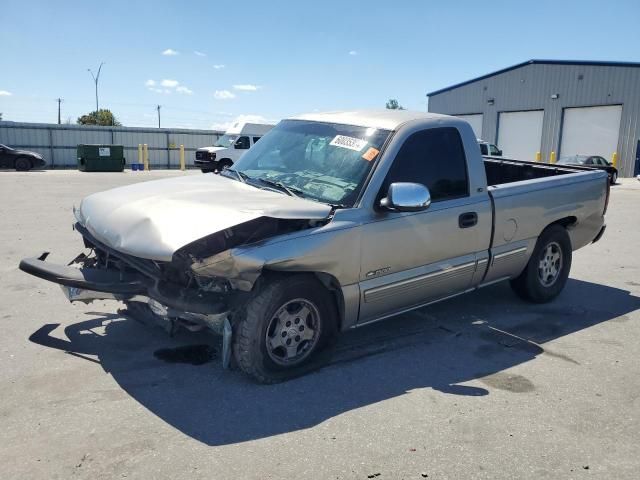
[201,168,214,173]
[233,274,338,383]
[510,225,572,303]
[15,157,32,171]
[218,159,233,171]
[610,171,618,185]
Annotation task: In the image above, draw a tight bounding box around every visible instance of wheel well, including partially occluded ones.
[548,216,577,230]
[258,270,345,331]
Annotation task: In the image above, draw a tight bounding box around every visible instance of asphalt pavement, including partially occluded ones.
[1,170,639,479]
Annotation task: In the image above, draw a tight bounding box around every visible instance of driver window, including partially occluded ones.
[382,127,469,203]
[235,136,250,149]
[489,144,500,155]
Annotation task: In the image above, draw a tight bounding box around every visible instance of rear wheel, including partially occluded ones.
[15,157,32,171]
[233,275,338,383]
[510,225,572,303]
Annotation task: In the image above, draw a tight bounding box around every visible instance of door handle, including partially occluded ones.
[459,212,478,228]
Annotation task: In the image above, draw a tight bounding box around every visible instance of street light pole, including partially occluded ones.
[56,98,63,124]
[157,105,161,128]
[87,62,105,113]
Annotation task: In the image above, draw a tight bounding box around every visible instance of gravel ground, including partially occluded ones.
[1,170,639,479]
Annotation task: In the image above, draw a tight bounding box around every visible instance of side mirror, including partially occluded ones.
[380,182,431,212]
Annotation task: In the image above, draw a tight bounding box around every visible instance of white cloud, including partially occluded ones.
[194,51,206,57]
[210,114,271,131]
[0,90,13,96]
[146,79,192,94]
[348,50,358,56]
[162,48,179,56]
[161,79,179,88]
[212,64,226,70]
[233,84,260,91]
[214,90,236,100]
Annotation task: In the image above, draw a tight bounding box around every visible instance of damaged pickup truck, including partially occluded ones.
[20,110,610,383]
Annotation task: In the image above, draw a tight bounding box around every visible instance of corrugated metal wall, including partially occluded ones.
[0,122,224,169]
[428,63,640,177]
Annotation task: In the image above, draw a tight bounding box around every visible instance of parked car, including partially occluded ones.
[557,155,618,184]
[0,144,46,171]
[195,122,274,173]
[478,139,502,156]
[20,110,609,383]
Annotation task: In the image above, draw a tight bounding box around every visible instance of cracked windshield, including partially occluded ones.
[228,120,391,206]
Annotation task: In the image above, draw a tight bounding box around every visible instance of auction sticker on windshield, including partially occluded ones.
[330,135,368,152]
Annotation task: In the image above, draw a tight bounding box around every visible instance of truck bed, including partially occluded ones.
[480,156,608,286]
[483,156,592,186]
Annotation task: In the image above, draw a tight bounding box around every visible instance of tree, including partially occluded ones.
[385,99,404,110]
[77,109,121,126]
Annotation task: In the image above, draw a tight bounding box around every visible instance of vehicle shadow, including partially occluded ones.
[28,278,640,446]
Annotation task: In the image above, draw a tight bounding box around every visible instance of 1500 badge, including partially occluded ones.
[366,266,391,278]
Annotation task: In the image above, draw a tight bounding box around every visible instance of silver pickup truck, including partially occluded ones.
[20,110,609,382]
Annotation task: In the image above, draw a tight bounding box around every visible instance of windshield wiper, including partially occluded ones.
[223,168,248,183]
[254,178,303,198]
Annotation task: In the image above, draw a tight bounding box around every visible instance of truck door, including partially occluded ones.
[358,127,492,324]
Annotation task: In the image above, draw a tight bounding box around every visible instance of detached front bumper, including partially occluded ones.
[20,253,147,295]
[19,253,229,316]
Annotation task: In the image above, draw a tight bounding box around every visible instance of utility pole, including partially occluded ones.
[87,62,105,112]
[157,105,161,128]
[56,98,63,124]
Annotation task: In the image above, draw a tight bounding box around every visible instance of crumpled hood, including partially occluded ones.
[77,174,332,261]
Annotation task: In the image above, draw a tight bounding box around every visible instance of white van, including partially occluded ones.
[195,122,274,173]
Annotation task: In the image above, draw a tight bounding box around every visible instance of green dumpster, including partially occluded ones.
[77,144,125,172]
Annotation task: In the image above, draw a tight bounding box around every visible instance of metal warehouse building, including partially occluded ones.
[427,60,640,177]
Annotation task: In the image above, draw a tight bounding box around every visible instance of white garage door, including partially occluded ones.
[456,114,483,138]
[497,110,544,161]
[560,105,622,162]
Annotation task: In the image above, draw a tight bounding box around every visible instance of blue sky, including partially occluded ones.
[1,0,639,130]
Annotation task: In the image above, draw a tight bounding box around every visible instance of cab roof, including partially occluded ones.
[290,109,451,131]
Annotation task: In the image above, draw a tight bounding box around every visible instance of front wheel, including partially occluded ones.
[610,171,618,185]
[217,159,233,171]
[510,225,572,303]
[15,157,32,171]
[233,275,338,383]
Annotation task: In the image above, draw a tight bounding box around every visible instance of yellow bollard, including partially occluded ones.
[143,144,149,171]
[549,151,556,164]
[612,152,618,168]
[535,151,541,162]
[179,144,185,171]
[137,144,142,168]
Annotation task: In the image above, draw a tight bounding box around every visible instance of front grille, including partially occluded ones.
[195,151,207,160]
